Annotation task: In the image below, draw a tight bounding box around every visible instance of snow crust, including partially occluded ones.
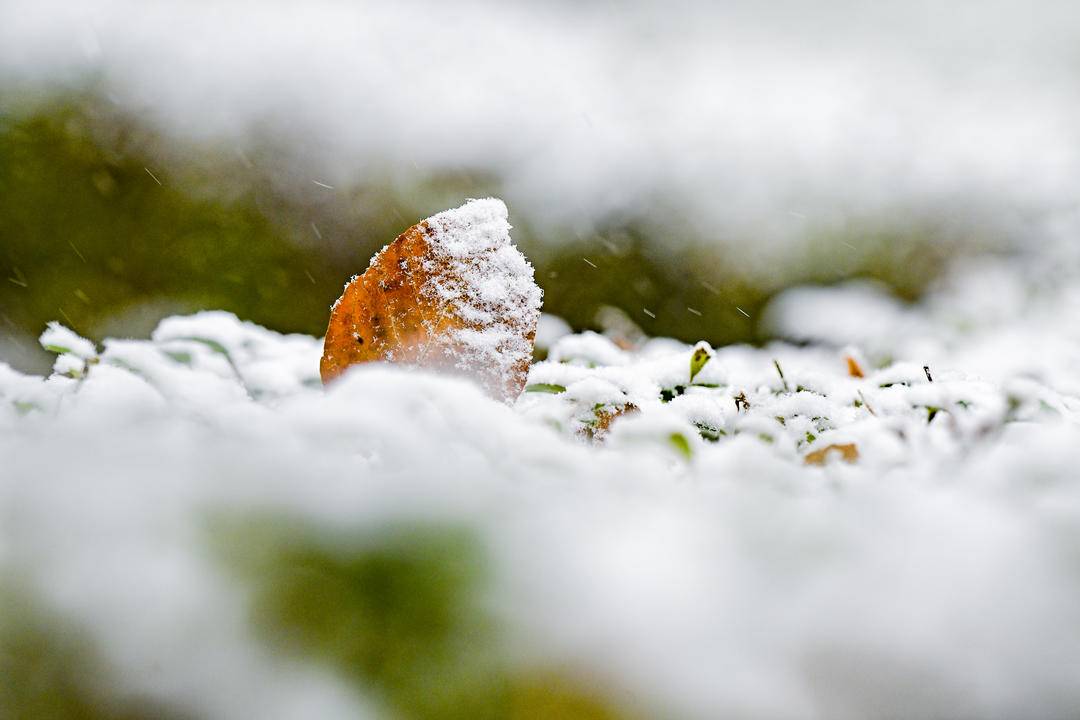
[3,259,1080,718]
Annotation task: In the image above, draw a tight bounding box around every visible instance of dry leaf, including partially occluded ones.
[580,403,638,443]
[845,355,865,378]
[804,442,859,466]
[320,198,542,402]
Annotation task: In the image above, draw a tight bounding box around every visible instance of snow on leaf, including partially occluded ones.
[320,198,542,403]
[39,321,96,359]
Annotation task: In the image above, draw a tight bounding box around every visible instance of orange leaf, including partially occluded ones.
[804,442,859,466]
[845,355,865,378]
[320,199,542,402]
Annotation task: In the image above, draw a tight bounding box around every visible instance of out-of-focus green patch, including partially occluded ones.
[667,432,693,460]
[0,586,187,720]
[217,518,627,720]
[533,233,774,349]
[0,90,977,374]
[795,220,989,302]
[0,94,513,373]
[0,98,344,371]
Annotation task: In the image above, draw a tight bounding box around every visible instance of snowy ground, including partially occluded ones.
[3,248,1080,719]
[5,2,1080,717]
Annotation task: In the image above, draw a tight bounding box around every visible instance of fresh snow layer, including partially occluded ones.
[3,261,1080,719]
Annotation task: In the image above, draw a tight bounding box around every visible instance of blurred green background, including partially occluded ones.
[0,92,969,373]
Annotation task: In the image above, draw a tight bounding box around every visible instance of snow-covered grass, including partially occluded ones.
[5,3,1080,717]
[3,250,1080,718]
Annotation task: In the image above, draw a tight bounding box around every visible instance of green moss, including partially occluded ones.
[533,234,772,350]
[0,99,343,369]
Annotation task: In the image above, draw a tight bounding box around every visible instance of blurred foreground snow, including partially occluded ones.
[3,254,1080,719]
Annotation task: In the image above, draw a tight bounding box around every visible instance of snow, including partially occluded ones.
[547,331,630,368]
[418,198,542,400]
[534,313,572,352]
[39,320,97,359]
[4,252,1080,718]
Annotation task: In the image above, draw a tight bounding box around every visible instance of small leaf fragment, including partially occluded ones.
[845,355,865,378]
[580,403,638,442]
[525,383,567,394]
[804,443,859,466]
[668,432,693,459]
[734,391,750,412]
[12,400,39,416]
[689,342,714,383]
[694,422,724,442]
[660,385,686,403]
